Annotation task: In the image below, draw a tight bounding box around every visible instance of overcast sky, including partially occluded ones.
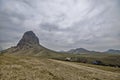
[0,0,120,51]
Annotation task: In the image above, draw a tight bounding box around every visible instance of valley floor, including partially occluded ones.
[0,55,120,80]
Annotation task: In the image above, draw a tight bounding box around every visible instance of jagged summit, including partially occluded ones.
[17,31,39,49]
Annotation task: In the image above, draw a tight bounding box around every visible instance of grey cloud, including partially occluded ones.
[40,23,60,31]
[0,0,120,51]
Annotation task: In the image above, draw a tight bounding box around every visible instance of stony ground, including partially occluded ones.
[0,55,120,80]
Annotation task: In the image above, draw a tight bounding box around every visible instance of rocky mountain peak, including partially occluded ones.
[17,31,39,49]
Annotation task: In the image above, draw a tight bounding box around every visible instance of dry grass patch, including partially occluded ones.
[0,54,120,80]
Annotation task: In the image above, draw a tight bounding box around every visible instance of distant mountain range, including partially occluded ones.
[105,49,120,54]
[1,31,120,56]
[67,48,120,54]
[67,48,90,54]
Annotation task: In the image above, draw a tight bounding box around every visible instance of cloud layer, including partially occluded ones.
[0,0,120,51]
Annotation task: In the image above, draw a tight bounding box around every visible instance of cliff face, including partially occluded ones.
[17,31,40,49]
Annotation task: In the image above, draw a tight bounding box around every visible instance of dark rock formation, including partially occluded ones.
[1,31,60,57]
[17,31,39,49]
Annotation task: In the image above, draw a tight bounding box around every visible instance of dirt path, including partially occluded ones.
[50,59,120,78]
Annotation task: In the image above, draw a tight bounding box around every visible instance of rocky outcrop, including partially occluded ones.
[17,31,40,49]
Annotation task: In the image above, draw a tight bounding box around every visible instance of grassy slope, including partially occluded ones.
[54,53,120,67]
[2,44,120,67]
[0,54,120,80]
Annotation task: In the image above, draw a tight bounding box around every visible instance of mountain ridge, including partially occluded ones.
[1,31,120,55]
[67,48,102,54]
[1,31,62,57]
[67,48,120,54]
[105,49,120,54]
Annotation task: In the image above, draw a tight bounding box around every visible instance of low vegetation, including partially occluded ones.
[0,54,120,80]
[53,53,120,67]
